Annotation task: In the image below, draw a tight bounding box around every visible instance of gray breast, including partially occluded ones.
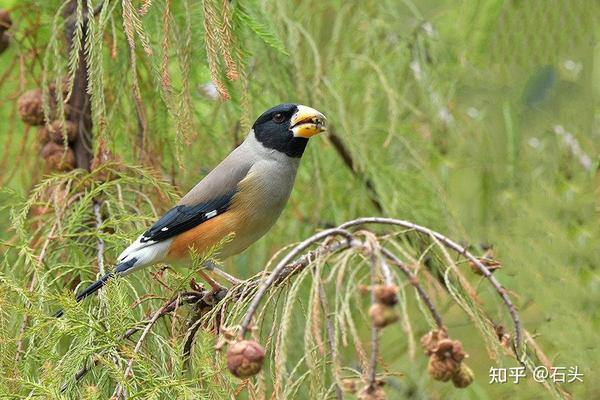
[219,134,302,257]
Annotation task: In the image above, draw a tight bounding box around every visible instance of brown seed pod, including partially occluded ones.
[41,142,76,172]
[420,328,448,355]
[226,340,265,378]
[48,78,70,100]
[0,9,11,31]
[368,303,399,328]
[433,339,467,365]
[427,338,467,382]
[427,355,455,382]
[41,120,78,144]
[373,285,398,306]
[452,363,474,388]
[0,31,9,54]
[47,119,77,144]
[38,126,51,145]
[18,89,45,126]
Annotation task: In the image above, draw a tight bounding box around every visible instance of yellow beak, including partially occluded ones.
[291,105,327,138]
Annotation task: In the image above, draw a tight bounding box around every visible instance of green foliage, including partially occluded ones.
[0,0,599,399]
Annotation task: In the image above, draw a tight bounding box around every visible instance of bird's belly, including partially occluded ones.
[218,183,290,258]
[221,207,283,257]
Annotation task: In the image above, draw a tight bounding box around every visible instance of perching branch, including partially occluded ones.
[239,228,357,337]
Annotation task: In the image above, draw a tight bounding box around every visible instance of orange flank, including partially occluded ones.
[166,210,241,260]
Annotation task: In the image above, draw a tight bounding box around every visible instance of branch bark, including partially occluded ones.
[64,1,93,170]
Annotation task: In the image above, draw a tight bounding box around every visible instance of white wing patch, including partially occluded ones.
[118,234,154,262]
[205,210,217,219]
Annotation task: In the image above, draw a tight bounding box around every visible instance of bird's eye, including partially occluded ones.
[272,113,285,123]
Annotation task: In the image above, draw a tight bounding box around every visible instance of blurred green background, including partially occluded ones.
[0,0,599,399]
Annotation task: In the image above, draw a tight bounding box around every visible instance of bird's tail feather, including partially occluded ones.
[54,258,137,318]
[75,272,114,302]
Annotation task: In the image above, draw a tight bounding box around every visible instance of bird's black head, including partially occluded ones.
[252,103,327,158]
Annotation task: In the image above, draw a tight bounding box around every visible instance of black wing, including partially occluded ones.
[140,191,236,243]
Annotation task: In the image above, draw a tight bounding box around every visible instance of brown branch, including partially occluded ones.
[381,248,444,329]
[64,0,93,170]
[328,130,383,213]
[366,248,380,393]
[239,228,357,337]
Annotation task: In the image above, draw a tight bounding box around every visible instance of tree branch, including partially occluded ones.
[239,228,357,337]
[328,130,383,213]
[64,0,93,170]
[339,217,523,354]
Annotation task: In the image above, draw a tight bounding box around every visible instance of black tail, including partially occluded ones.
[54,258,137,318]
[53,273,113,318]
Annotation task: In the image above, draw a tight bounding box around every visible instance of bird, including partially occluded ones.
[56,103,327,317]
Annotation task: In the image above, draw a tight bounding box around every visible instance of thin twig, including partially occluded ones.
[317,281,343,400]
[366,246,380,393]
[113,295,182,399]
[328,130,383,213]
[239,228,357,337]
[381,248,444,329]
[204,260,244,285]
